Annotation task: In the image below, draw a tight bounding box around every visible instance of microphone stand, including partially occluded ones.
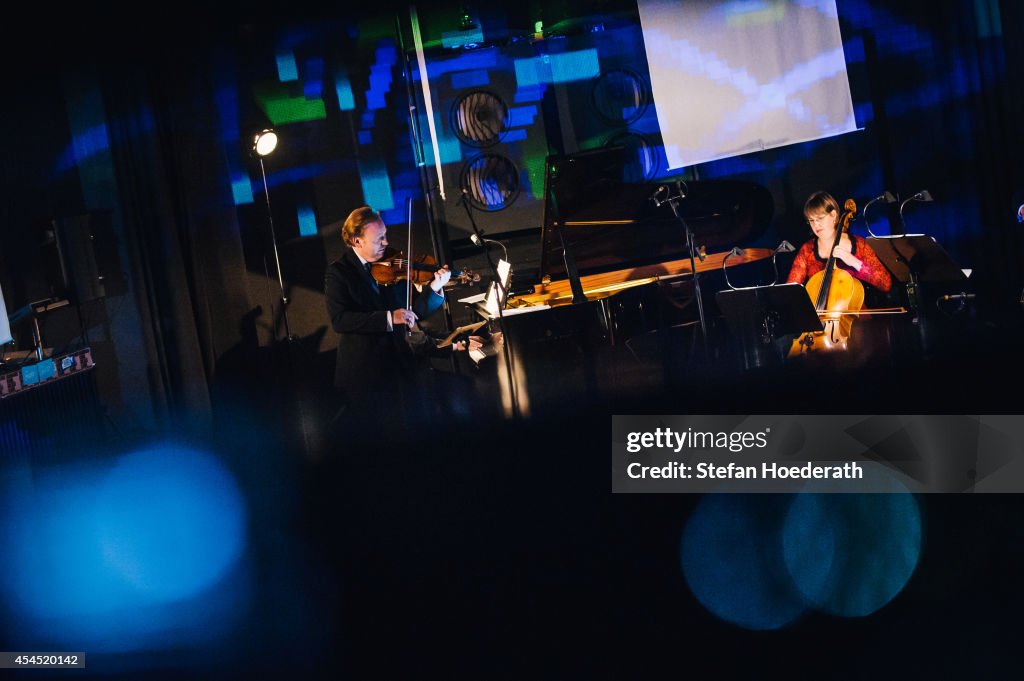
[459,191,520,419]
[655,182,708,357]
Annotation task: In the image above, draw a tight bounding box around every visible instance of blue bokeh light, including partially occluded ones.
[681,495,807,630]
[0,444,249,652]
[782,489,922,617]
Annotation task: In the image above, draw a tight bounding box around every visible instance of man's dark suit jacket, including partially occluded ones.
[324,249,444,393]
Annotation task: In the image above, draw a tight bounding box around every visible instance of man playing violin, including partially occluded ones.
[787,190,892,294]
[326,206,475,408]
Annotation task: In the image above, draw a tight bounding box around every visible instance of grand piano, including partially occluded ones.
[462,146,776,416]
[493,146,775,348]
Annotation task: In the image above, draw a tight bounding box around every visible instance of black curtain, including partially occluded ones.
[98,53,266,428]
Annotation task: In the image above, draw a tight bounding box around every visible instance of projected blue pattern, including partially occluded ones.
[276,50,299,82]
[214,81,256,211]
[261,160,358,189]
[0,444,249,652]
[304,57,324,99]
[359,158,395,211]
[681,495,808,630]
[550,49,600,84]
[421,111,463,164]
[513,49,601,87]
[451,69,491,90]
[507,105,538,128]
[422,48,499,79]
[297,202,317,236]
[335,72,356,110]
[359,130,373,145]
[231,177,254,205]
[379,189,420,226]
[366,43,398,110]
[513,85,546,104]
[56,123,111,174]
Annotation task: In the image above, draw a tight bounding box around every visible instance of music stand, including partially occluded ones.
[716,284,822,369]
[866,235,966,284]
[868,235,970,356]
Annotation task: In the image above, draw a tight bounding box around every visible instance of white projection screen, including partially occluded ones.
[638,0,857,169]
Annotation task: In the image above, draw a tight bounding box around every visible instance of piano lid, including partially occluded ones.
[539,146,773,281]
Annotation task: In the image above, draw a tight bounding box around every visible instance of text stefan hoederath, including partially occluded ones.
[622,426,863,481]
[626,460,864,480]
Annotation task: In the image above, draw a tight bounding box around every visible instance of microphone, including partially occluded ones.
[474,236,508,262]
[939,293,975,302]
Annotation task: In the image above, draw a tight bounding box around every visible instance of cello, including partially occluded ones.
[789,198,864,355]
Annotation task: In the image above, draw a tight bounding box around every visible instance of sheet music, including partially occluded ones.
[483,259,512,316]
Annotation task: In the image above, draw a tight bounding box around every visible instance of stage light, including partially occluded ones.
[252,129,278,157]
[252,129,292,340]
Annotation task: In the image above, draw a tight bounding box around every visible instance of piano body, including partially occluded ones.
[497,146,773,339]
[469,147,775,413]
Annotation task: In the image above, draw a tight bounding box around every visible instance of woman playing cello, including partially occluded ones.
[787,190,892,294]
[786,191,893,355]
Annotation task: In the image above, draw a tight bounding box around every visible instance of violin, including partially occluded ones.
[369,248,480,287]
[789,199,865,355]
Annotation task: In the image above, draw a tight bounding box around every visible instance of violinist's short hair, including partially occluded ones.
[342,206,382,247]
[804,191,840,219]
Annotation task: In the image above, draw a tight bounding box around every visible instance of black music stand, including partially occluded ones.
[868,235,970,356]
[866,235,966,284]
[716,284,822,369]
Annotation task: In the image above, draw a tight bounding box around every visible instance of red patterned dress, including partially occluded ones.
[786,235,892,292]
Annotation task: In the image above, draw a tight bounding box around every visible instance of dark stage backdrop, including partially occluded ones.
[0,0,1019,430]
[1,2,1024,678]
[0,0,1022,442]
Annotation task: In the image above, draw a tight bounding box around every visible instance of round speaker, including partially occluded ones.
[450,90,510,147]
[459,154,521,211]
[604,131,660,182]
[592,69,649,126]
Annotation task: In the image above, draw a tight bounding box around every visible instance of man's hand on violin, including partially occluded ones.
[392,308,418,328]
[452,335,484,352]
[430,265,452,292]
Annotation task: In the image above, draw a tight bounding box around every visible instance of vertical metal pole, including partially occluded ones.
[260,156,291,339]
